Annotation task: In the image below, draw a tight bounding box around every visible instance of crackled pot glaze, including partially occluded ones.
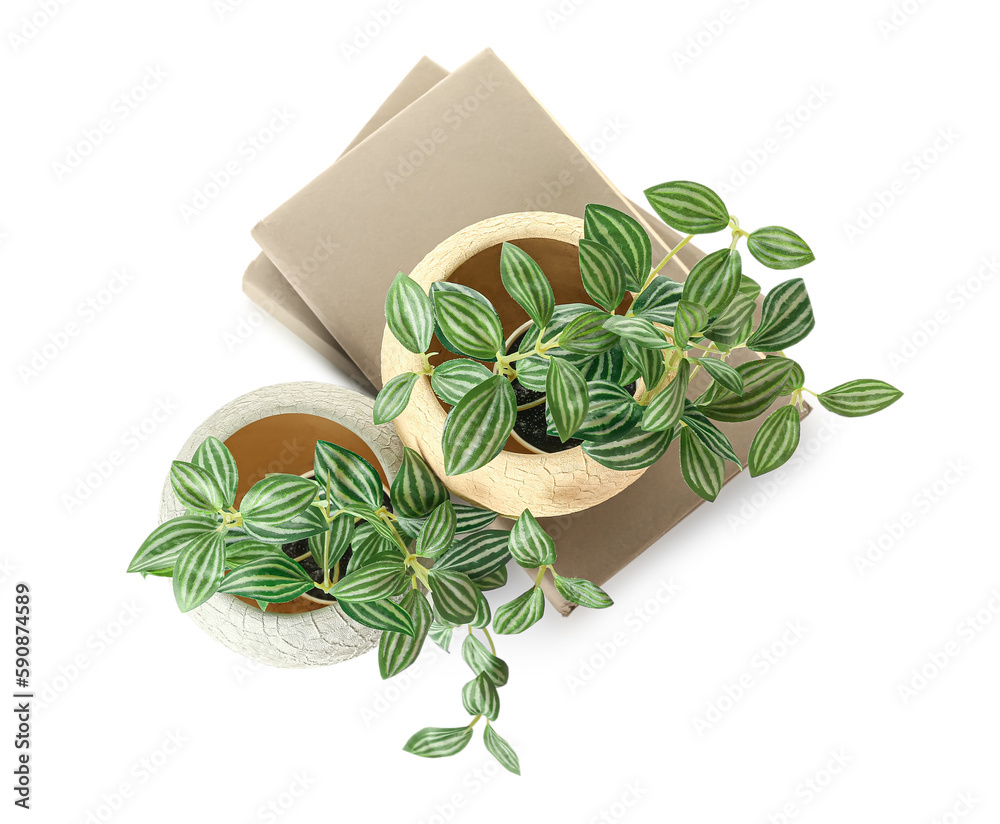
[380,212,648,518]
[158,382,404,668]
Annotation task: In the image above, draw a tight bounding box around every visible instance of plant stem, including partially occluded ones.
[641,234,694,292]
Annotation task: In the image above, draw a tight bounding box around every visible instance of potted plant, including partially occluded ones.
[130,429,612,774]
[149,382,407,668]
[378,180,902,517]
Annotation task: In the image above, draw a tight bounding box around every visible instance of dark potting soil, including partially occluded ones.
[508,328,581,454]
[280,488,393,603]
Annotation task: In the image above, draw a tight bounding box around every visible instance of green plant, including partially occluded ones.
[128,437,612,774]
[376,180,902,500]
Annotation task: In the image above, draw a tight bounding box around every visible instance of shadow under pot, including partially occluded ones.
[381,211,650,519]
[158,381,405,668]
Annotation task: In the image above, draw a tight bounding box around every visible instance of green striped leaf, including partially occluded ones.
[621,339,665,390]
[308,513,354,571]
[379,589,432,679]
[385,272,434,354]
[391,446,449,518]
[429,623,454,652]
[546,357,589,442]
[416,501,457,558]
[694,357,744,395]
[578,347,625,383]
[191,437,238,508]
[500,242,555,329]
[462,672,500,721]
[128,515,218,574]
[513,303,600,390]
[557,380,641,444]
[339,598,415,637]
[493,587,545,635]
[746,278,815,352]
[330,559,409,602]
[471,590,492,629]
[170,461,225,514]
[630,276,683,325]
[483,725,520,775]
[430,283,498,360]
[239,474,317,530]
[351,519,398,556]
[509,510,556,568]
[217,555,313,602]
[818,379,903,417]
[739,275,762,301]
[314,441,382,509]
[345,537,397,576]
[673,300,709,348]
[583,204,651,291]
[430,358,492,406]
[642,358,690,433]
[747,226,815,270]
[682,249,742,317]
[453,502,498,533]
[682,404,741,465]
[644,181,730,234]
[432,290,504,361]
[471,564,508,592]
[679,426,725,502]
[172,531,226,612]
[579,238,627,312]
[461,634,509,686]
[583,422,677,470]
[704,294,756,347]
[778,358,805,395]
[698,357,797,422]
[239,503,328,544]
[603,316,671,349]
[552,573,613,609]
[403,726,473,759]
[749,405,801,476]
[428,568,480,625]
[558,310,619,355]
[374,371,419,425]
[435,530,511,577]
[225,540,287,568]
[441,375,516,476]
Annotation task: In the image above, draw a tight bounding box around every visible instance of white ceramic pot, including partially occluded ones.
[158,382,404,668]
[381,212,649,519]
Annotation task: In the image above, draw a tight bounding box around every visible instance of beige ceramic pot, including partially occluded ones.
[381,212,649,519]
[159,382,404,668]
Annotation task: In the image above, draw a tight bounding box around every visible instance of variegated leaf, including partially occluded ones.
[552,573,613,608]
[453,502,499,533]
[484,725,520,775]
[500,242,554,329]
[432,290,504,361]
[680,426,725,502]
[673,300,709,348]
[746,278,815,352]
[579,238,627,312]
[416,500,457,558]
[385,272,434,354]
[428,568,480,625]
[308,512,354,571]
[583,204,651,291]
[462,672,500,721]
[172,531,226,612]
[558,310,619,355]
[391,446,449,518]
[330,559,409,602]
[817,379,903,417]
[621,338,665,390]
[435,530,511,577]
[681,403,741,465]
[378,589,432,678]
[191,436,238,508]
[630,276,684,325]
[748,405,801,476]
[461,633,509,686]
[694,356,744,395]
[403,726,473,759]
[493,587,545,635]
[583,422,677,470]
[603,316,671,349]
[682,249,742,317]
[217,554,313,602]
[704,294,756,347]
[697,357,797,422]
[430,358,493,406]
[441,376,516,476]
[128,515,218,574]
[508,510,556,568]
[339,598,415,637]
[374,371,419,425]
[747,226,815,270]
[546,357,589,442]
[641,358,690,432]
[170,460,225,514]
[644,181,730,234]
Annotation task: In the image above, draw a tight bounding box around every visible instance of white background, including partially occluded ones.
[3,0,998,822]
